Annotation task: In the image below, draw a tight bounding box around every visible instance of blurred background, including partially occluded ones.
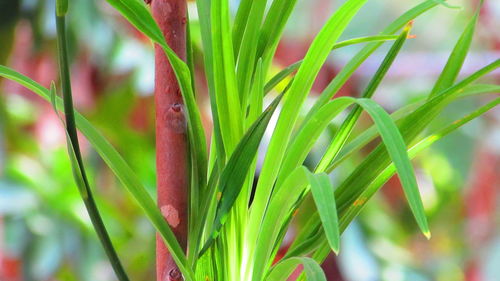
[0,0,499,280]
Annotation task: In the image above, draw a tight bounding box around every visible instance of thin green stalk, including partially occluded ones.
[55,4,129,281]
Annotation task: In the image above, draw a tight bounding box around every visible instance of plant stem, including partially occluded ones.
[55,12,130,281]
[148,0,189,280]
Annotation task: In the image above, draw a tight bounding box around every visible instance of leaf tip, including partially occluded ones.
[333,246,340,255]
[424,231,432,240]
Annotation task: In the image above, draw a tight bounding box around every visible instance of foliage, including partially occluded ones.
[0,0,498,280]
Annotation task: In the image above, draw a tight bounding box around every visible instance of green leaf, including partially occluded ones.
[429,5,480,98]
[328,83,500,172]
[253,166,310,281]
[315,22,412,173]
[235,0,268,104]
[277,97,357,186]
[334,60,499,244]
[284,213,324,258]
[55,14,130,281]
[338,97,500,231]
[305,0,445,122]
[211,0,243,154]
[247,59,264,127]
[0,65,195,281]
[104,0,165,45]
[281,97,429,238]
[264,35,400,95]
[305,172,339,254]
[232,0,254,55]
[250,0,368,250]
[257,0,299,74]
[196,0,227,168]
[266,257,326,281]
[285,98,500,261]
[264,61,301,95]
[355,99,429,238]
[56,0,68,17]
[287,96,499,261]
[200,92,284,255]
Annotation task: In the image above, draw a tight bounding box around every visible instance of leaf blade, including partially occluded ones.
[266,257,326,281]
[0,65,194,280]
[306,172,340,254]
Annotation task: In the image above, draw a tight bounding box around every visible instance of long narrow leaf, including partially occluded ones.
[250,0,368,249]
[266,257,326,281]
[315,22,412,173]
[253,166,310,281]
[195,0,227,168]
[264,35,400,94]
[356,99,429,237]
[0,65,195,280]
[339,97,500,231]
[306,172,339,254]
[334,60,499,237]
[328,83,500,172]
[257,0,299,74]
[304,0,449,123]
[288,96,500,261]
[235,0,267,104]
[429,5,480,97]
[211,0,243,154]
[55,14,130,281]
[200,92,284,255]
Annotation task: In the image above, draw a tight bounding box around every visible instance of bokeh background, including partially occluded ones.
[0,0,499,280]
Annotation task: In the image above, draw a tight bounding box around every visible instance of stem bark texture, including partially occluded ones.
[151,0,188,280]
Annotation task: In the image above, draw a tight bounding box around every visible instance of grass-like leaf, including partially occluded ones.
[315,22,412,173]
[282,97,429,238]
[334,60,499,244]
[55,14,130,281]
[211,0,243,154]
[277,97,357,186]
[232,0,254,56]
[250,0,368,252]
[235,0,267,104]
[306,172,340,254]
[257,0,299,74]
[287,96,499,260]
[355,99,429,237]
[264,35,400,94]
[195,0,227,167]
[328,83,500,172]
[266,257,326,281]
[200,91,284,255]
[0,65,195,281]
[429,2,480,97]
[338,97,500,231]
[305,0,447,121]
[253,166,310,281]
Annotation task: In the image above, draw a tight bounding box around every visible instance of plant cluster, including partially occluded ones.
[0,0,499,280]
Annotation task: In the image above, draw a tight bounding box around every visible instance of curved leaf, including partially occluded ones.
[305,172,339,254]
[250,0,368,254]
[0,65,194,280]
[266,257,326,281]
[200,92,284,255]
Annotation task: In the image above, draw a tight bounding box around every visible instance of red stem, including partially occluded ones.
[150,0,188,280]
